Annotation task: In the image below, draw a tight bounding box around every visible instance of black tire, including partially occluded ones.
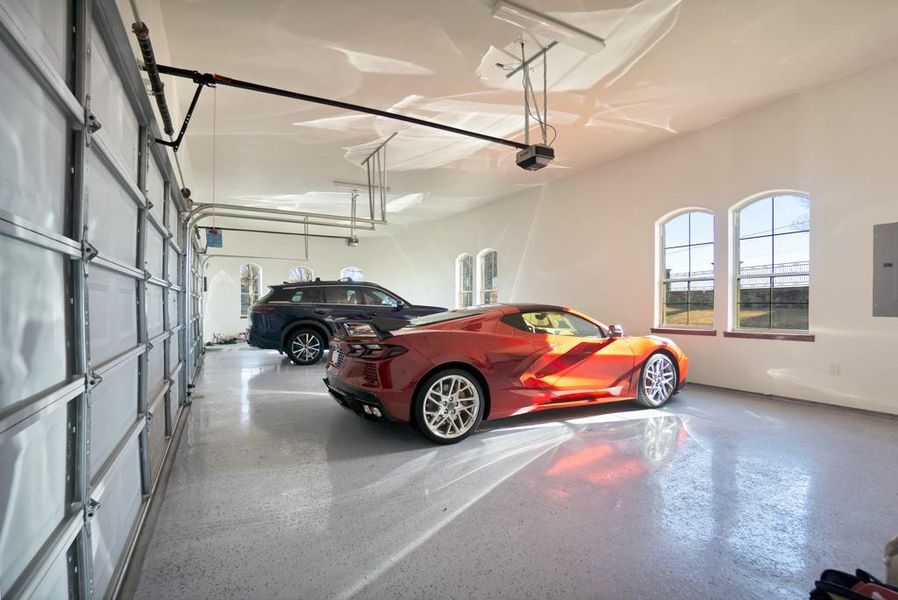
[414,368,484,445]
[636,352,677,408]
[285,328,325,365]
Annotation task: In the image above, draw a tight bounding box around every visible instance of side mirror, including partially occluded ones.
[608,324,624,338]
[393,301,405,311]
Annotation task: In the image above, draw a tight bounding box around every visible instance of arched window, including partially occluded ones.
[659,210,715,328]
[476,249,498,305]
[288,266,314,283]
[734,193,810,331]
[455,254,474,308]
[239,263,262,317]
[340,266,364,282]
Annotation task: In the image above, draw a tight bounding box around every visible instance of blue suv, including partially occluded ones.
[247,280,445,365]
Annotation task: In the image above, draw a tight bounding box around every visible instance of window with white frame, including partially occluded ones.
[455,254,474,308]
[734,193,810,331]
[288,266,314,283]
[340,266,364,282]
[476,249,498,305]
[659,211,715,328]
[239,263,262,317]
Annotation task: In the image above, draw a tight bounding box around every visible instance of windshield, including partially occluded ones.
[408,308,490,327]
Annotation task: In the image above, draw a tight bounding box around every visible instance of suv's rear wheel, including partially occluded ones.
[285,329,325,365]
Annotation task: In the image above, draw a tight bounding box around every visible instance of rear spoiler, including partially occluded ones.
[330,316,409,340]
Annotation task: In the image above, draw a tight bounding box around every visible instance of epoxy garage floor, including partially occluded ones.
[130,348,898,599]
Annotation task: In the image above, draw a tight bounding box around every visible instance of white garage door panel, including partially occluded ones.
[169,370,181,426]
[147,284,164,337]
[146,227,164,278]
[146,158,165,225]
[167,248,178,285]
[168,288,179,325]
[170,334,180,367]
[0,237,69,411]
[87,152,139,266]
[29,544,70,600]
[89,24,138,180]
[0,406,68,596]
[2,0,71,77]
[91,437,142,599]
[89,361,138,480]
[147,394,165,479]
[0,42,69,234]
[165,196,176,231]
[147,342,164,399]
[88,266,137,365]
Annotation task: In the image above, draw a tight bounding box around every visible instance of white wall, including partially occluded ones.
[366,58,898,415]
[203,57,898,414]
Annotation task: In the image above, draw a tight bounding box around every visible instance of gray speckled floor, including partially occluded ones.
[130,347,898,599]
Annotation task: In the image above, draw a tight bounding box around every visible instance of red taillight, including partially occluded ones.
[347,343,407,360]
[251,305,276,314]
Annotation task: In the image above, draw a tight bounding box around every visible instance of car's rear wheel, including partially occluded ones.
[636,352,677,407]
[414,369,484,444]
[285,329,325,365]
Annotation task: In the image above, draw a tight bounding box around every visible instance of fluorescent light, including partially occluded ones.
[386,193,426,213]
[491,0,606,54]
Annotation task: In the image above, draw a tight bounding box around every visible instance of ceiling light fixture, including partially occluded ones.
[491,0,606,54]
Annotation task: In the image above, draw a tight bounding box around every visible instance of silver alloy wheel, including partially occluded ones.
[291,332,321,362]
[422,374,480,439]
[643,354,676,405]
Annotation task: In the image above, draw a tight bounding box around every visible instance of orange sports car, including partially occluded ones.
[324,304,689,444]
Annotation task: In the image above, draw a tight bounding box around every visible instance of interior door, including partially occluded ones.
[518,311,636,399]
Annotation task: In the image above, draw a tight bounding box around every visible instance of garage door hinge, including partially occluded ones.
[81,240,99,262]
[146,341,154,351]
[147,410,154,422]
[143,268,154,281]
[87,371,103,389]
[146,200,154,210]
[85,498,101,519]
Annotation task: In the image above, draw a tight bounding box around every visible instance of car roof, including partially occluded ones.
[271,280,383,289]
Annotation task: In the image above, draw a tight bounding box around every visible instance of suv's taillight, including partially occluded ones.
[347,343,407,360]
[251,305,276,314]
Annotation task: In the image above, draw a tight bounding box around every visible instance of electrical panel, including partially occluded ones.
[873,222,898,317]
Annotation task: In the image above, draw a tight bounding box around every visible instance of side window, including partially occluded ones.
[363,288,399,307]
[507,311,602,337]
[325,286,362,304]
[659,210,715,328]
[734,194,810,331]
[291,287,323,303]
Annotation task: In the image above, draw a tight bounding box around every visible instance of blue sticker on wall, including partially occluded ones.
[206,227,223,248]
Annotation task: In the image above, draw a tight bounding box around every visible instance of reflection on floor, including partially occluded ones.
[131,348,898,599]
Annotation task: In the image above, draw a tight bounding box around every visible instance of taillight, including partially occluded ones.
[251,305,276,314]
[347,343,407,360]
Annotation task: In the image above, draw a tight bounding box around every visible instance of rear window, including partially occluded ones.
[409,308,489,327]
[290,287,324,303]
[325,286,363,304]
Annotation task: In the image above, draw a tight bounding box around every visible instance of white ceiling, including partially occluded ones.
[127,0,898,234]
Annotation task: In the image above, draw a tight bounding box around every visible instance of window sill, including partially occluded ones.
[723,330,814,342]
[651,327,717,337]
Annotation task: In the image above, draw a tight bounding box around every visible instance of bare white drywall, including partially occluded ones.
[203,57,898,413]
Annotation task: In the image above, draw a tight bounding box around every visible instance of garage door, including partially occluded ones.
[0,1,190,597]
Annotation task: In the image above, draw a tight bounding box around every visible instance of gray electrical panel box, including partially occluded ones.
[873,222,898,317]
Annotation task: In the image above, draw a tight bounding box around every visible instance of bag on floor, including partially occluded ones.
[810,569,898,600]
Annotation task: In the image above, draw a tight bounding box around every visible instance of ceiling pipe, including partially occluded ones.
[191,212,375,231]
[187,202,385,225]
[197,225,350,241]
